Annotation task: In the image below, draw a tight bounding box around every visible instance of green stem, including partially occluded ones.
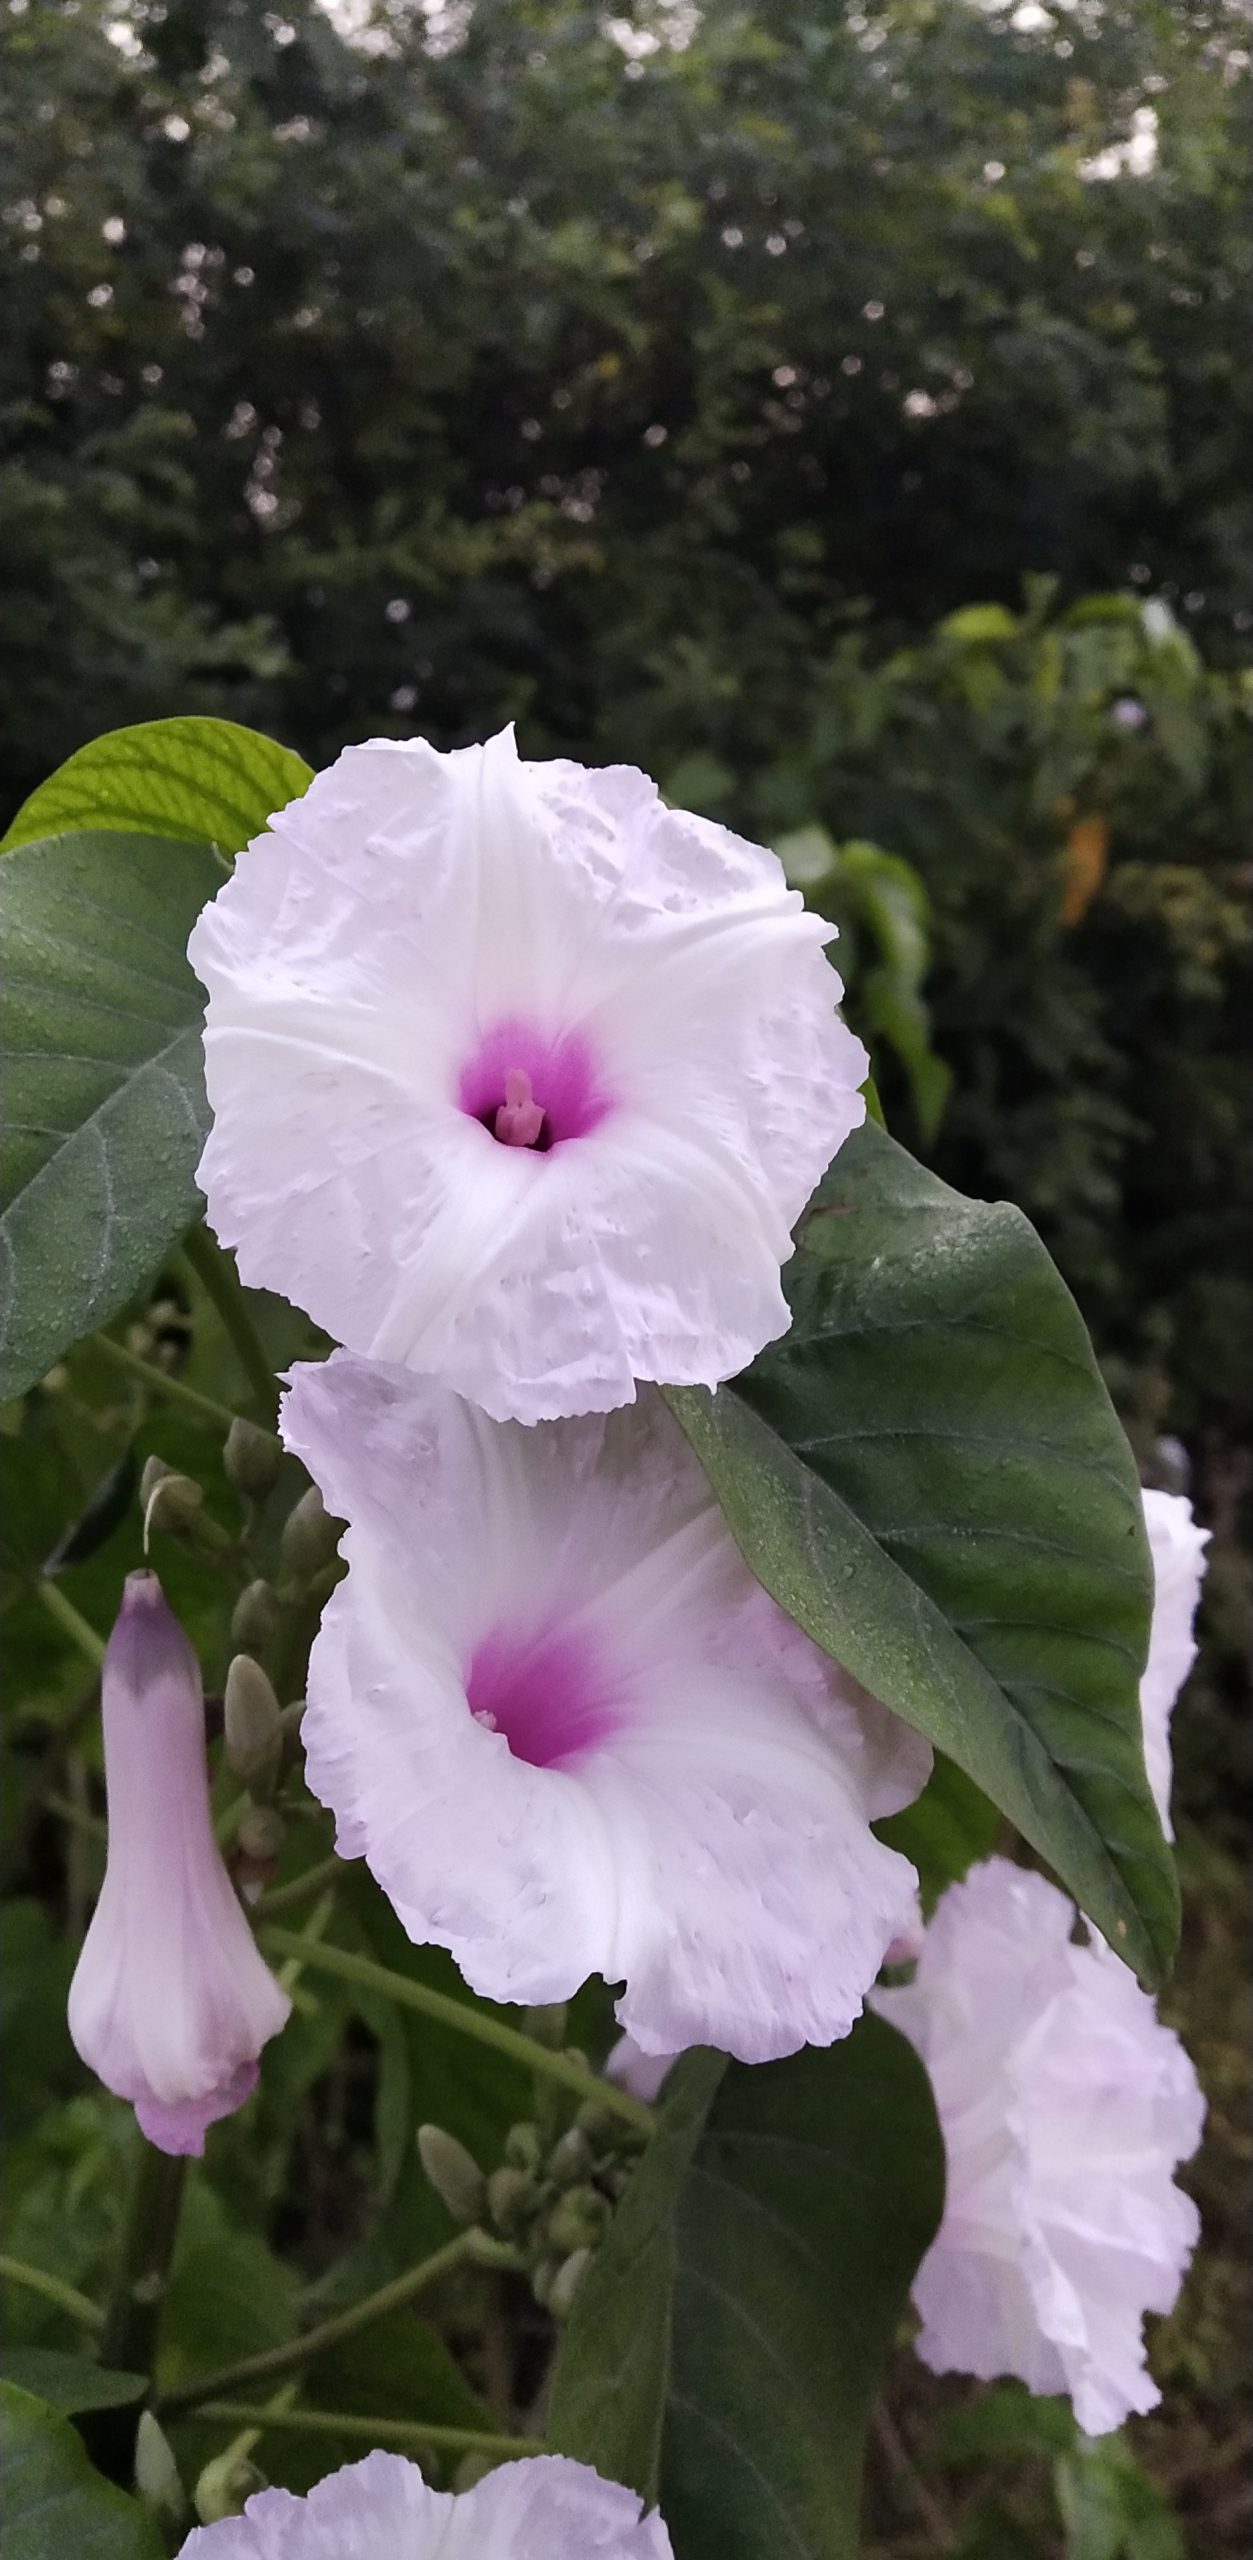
[182,1227,278,1419]
[261,1930,654,2136]
[100,2143,188,2377]
[94,1333,248,1436]
[257,1855,343,1919]
[159,2230,512,2416]
[0,2254,105,2333]
[191,2401,536,2461]
[36,1580,106,1668]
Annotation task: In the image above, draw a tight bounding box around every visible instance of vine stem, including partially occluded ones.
[182,1226,278,1419]
[36,1580,106,1668]
[94,1333,251,1436]
[257,1856,343,1918]
[100,2143,188,2378]
[260,1930,655,2136]
[191,2402,537,2461]
[158,2230,515,2416]
[0,2253,105,2333]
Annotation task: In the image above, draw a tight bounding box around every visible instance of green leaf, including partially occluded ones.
[939,603,1021,643]
[550,2018,943,2557]
[548,2050,726,2502]
[0,2351,144,2416]
[876,1752,1001,1906]
[1,718,312,857]
[665,1121,1176,1988]
[0,2382,163,2560]
[0,830,221,1401]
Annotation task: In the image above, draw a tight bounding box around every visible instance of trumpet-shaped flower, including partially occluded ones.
[179,2449,673,2560]
[875,1859,1204,2436]
[67,1573,290,2155]
[281,1351,929,2062]
[190,729,867,1423]
[1141,1488,1208,1839]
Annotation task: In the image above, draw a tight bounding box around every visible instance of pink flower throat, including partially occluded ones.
[458,1019,611,1152]
[465,1624,621,1769]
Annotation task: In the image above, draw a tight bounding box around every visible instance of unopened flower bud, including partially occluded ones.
[530,2251,562,2310]
[67,1572,290,2154]
[279,1484,341,1582]
[230,1578,282,1653]
[135,2410,186,2525]
[548,2126,593,2188]
[547,2186,610,2257]
[193,2450,267,2525]
[141,1463,206,1550]
[417,2123,486,2227]
[223,1416,281,1502]
[548,2245,593,2320]
[224,1655,282,1789]
[486,2164,535,2236]
[505,2121,542,2173]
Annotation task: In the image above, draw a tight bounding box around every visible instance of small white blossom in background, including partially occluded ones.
[1140,1488,1209,1840]
[67,1573,290,2154]
[875,1858,1204,2436]
[189,728,867,1424]
[178,2447,673,2557]
[280,1351,929,2063]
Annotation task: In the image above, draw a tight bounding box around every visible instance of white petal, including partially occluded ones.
[1139,1488,1209,1839]
[282,1354,925,2058]
[177,2451,673,2560]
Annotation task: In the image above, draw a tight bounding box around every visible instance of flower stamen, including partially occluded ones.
[493,1066,547,1149]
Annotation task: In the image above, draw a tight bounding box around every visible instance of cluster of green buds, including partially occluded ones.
[418,2089,646,2324]
[137,1416,344,1900]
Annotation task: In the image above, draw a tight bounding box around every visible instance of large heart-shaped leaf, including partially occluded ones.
[665,1122,1175,1986]
[1,718,311,857]
[0,2383,162,2560]
[0,830,220,1400]
[548,2018,942,2558]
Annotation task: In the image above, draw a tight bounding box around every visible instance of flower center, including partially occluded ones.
[457,1018,611,1150]
[465,1624,620,1769]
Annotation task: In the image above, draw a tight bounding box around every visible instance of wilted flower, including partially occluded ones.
[179,2448,673,2558]
[1141,1488,1209,1840]
[190,729,867,1424]
[875,1858,1204,2435]
[281,1351,929,2062]
[67,1572,290,2155]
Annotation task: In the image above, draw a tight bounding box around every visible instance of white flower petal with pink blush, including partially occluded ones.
[189,729,867,1423]
[68,1573,290,2155]
[179,2448,673,2560]
[1141,1488,1209,1839]
[874,1858,1204,2436]
[281,1351,928,2062]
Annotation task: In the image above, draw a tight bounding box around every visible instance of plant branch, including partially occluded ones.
[94,1333,250,1436]
[191,2400,537,2461]
[100,2142,188,2377]
[158,2230,514,2416]
[260,1930,654,2135]
[257,1855,343,1918]
[182,1226,278,1419]
[36,1580,106,1668]
[0,2253,105,2333]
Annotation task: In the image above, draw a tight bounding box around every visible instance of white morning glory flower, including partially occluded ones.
[875,1858,1204,2436]
[280,1350,929,2063]
[179,2448,673,2559]
[189,729,867,1423]
[67,1573,290,2155]
[1140,1488,1209,1840]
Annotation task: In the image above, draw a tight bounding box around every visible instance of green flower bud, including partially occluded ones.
[529,2251,562,2310]
[505,2121,542,2173]
[546,2185,610,2257]
[230,1577,282,1652]
[548,2245,593,2320]
[224,1654,283,1789]
[142,1468,205,1545]
[279,1484,341,1582]
[135,2411,186,2525]
[418,2123,486,2227]
[194,2452,267,2525]
[223,1416,281,1502]
[236,1802,285,1864]
[486,2164,535,2236]
[548,2126,593,2188]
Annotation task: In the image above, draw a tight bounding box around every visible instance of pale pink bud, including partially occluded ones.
[67,1571,291,2155]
